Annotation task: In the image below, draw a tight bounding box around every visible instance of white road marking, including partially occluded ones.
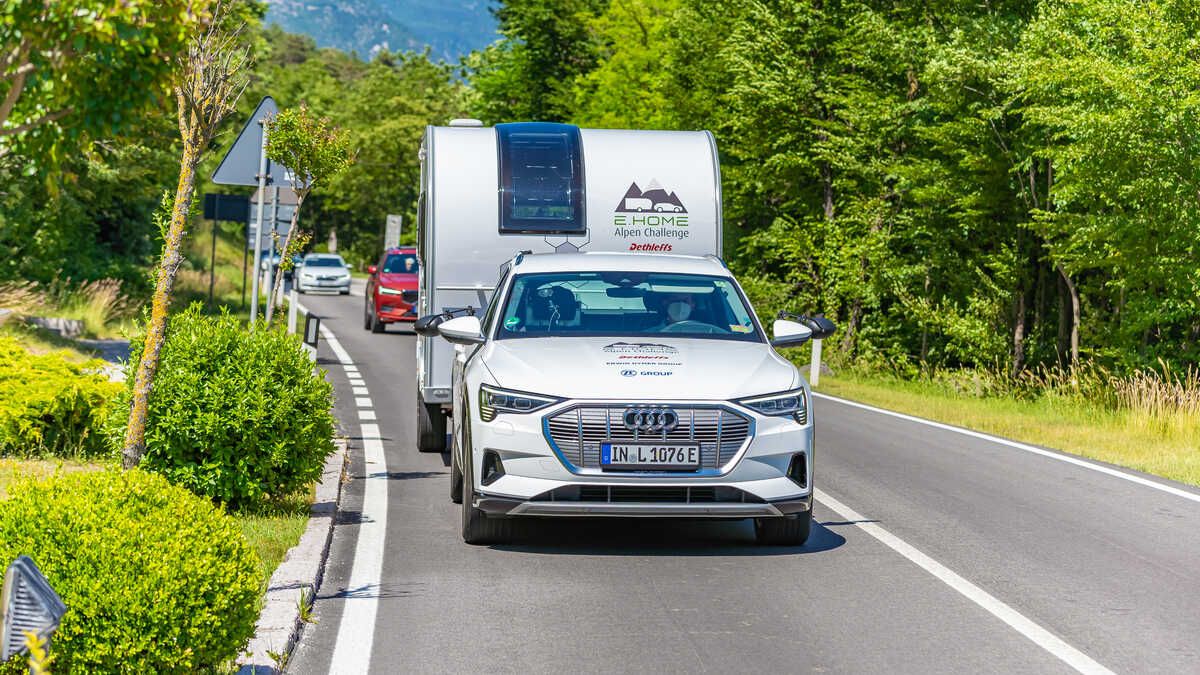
[344,365,360,374]
[359,409,377,421]
[349,378,365,386]
[814,488,1113,675]
[812,392,1200,505]
[353,386,369,396]
[323,317,387,674]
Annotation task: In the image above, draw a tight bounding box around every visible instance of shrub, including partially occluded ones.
[0,469,260,673]
[0,337,119,457]
[112,305,335,506]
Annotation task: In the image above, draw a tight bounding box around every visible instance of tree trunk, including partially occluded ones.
[1012,289,1026,377]
[1056,263,1080,364]
[266,194,305,324]
[122,141,202,469]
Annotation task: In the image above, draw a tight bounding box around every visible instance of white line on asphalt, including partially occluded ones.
[814,488,1113,675]
[812,392,1200,505]
[359,409,377,421]
[325,323,387,674]
[353,386,369,396]
[355,397,371,408]
[344,365,360,374]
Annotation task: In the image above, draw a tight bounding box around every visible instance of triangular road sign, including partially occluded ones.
[212,96,292,186]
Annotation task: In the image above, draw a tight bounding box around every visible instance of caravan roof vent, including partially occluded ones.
[448,118,484,127]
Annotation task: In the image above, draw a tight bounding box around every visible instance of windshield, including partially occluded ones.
[382,253,418,274]
[495,272,762,342]
[304,257,346,268]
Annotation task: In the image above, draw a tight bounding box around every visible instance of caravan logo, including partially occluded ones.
[613,179,690,251]
[616,180,688,213]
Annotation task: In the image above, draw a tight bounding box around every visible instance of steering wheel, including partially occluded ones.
[661,320,729,334]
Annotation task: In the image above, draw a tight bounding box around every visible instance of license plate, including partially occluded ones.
[600,443,700,470]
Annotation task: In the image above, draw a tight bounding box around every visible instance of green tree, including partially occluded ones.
[264,104,353,322]
[467,0,607,123]
[0,0,207,160]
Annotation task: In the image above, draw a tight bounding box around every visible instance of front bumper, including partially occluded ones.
[298,278,351,292]
[468,398,813,517]
[475,493,811,518]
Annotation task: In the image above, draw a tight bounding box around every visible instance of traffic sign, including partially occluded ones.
[212,97,292,186]
[203,193,250,222]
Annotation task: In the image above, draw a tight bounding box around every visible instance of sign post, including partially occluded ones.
[810,339,823,387]
[385,214,403,248]
[212,96,291,328]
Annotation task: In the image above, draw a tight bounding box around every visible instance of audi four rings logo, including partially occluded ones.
[623,407,679,434]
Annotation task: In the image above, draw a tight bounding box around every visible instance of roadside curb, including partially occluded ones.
[237,437,349,674]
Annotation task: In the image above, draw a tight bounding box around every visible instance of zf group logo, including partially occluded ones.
[613,178,690,252]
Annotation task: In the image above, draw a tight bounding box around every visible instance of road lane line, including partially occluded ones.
[355,397,372,408]
[359,409,377,421]
[813,393,1200,505]
[317,316,387,674]
[353,386,369,396]
[814,488,1113,675]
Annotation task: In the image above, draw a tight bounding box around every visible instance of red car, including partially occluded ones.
[364,247,419,333]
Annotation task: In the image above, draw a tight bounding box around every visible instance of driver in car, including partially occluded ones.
[653,291,698,330]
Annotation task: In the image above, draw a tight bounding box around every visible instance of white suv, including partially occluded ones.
[426,252,835,545]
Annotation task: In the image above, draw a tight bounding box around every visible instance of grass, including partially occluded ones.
[0,279,138,339]
[815,370,1200,487]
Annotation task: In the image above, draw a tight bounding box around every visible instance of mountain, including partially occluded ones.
[264,0,498,61]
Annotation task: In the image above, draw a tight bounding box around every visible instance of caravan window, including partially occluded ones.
[496,123,585,235]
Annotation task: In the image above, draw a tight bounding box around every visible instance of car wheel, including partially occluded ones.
[340,289,350,295]
[450,435,463,504]
[754,511,812,546]
[416,398,446,452]
[371,313,385,333]
[460,450,511,545]
[363,299,372,329]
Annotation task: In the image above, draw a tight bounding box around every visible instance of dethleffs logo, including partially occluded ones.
[613,179,690,252]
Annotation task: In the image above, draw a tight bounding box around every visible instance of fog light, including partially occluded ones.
[786,453,808,488]
[481,450,505,486]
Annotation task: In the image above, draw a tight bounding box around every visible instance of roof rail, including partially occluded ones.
[512,249,534,266]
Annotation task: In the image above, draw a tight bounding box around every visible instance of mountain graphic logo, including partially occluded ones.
[615,179,687,213]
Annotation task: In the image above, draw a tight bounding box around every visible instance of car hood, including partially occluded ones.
[478,337,798,400]
[378,273,417,288]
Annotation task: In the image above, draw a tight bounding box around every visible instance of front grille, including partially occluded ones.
[402,289,418,303]
[532,485,765,503]
[545,405,752,471]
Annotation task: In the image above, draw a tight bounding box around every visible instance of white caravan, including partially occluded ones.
[414,121,724,452]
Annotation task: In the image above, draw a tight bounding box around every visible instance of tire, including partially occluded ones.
[370,313,385,333]
[754,511,812,546]
[340,289,350,295]
[449,436,463,504]
[363,299,373,329]
[416,398,446,452]
[460,450,511,545]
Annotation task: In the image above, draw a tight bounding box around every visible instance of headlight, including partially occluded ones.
[379,286,404,296]
[478,384,560,422]
[738,388,808,423]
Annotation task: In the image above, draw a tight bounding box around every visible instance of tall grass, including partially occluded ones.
[0,279,137,338]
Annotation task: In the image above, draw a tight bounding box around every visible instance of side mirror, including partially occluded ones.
[414,313,446,337]
[367,265,377,275]
[438,315,484,345]
[771,319,812,348]
[805,316,837,340]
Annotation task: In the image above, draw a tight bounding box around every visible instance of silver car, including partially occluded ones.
[296,254,352,295]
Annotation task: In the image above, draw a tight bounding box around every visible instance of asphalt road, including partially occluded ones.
[288,290,1200,674]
